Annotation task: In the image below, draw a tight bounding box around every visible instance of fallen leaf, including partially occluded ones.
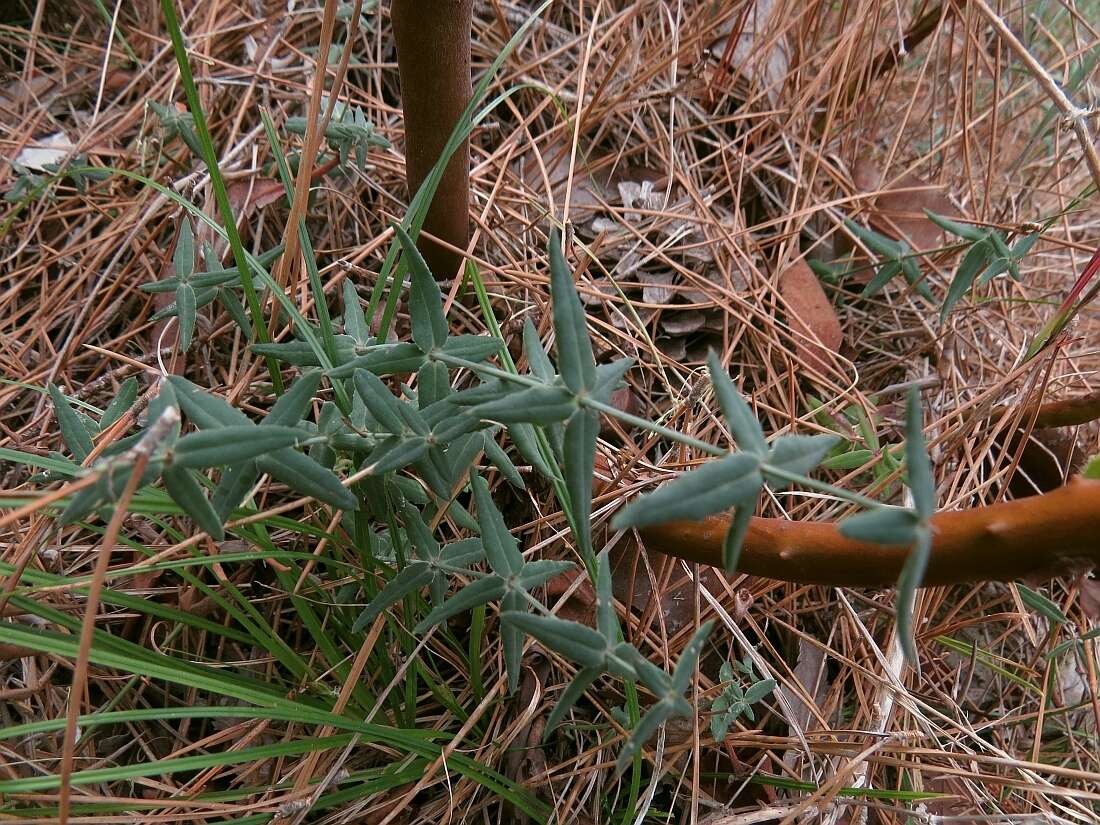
[703,0,790,106]
[520,145,609,216]
[16,131,73,171]
[778,639,828,751]
[779,258,843,376]
[852,158,962,252]
[228,177,285,215]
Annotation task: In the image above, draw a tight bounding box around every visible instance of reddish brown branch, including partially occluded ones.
[636,477,1100,586]
[391,0,472,281]
[1022,388,1100,429]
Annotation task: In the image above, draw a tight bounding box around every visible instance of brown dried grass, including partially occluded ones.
[1,0,1099,822]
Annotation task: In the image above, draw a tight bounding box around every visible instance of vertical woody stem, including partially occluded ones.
[391,0,473,282]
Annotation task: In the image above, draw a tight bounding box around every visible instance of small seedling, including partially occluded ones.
[709,656,776,741]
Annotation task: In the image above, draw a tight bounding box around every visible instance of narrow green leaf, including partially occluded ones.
[549,230,595,393]
[162,463,225,540]
[401,503,440,561]
[626,646,673,695]
[904,388,935,520]
[819,449,874,470]
[472,385,576,425]
[353,561,433,631]
[167,376,251,429]
[1016,583,1068,624]
[672,620,715,693]
[924,210,986,242]
[845,218,903,258]
[342,279,370,343]
[175,282,197,351]
[613,453,763,530]
[174,219,195,279]
[502,590,525,694]
[595,550,616,640]
[415,574,506,633]
[263,369,322,427]
[441,334,503,362]
[592,357,634,404]
[862,260,902,297]
[940,239,991,321]
[417,360,450,408]
[707,351,766,456]
[896,528,932,663]
[328,342,427,377]
[257,449,358,510]
[253,337,359,368]
[615,701,671,775]
[438,537,485,569]
[508,420,555,480]
[149,285,218,322]
[898,245,933,300]
[722,497,756,572]
[483,433,524,489]
[354,371,411,434]
[522,317,555,382]
[364,436,429,475]
[212,461,259,520]
[471,474,524,576]
[516,559,575,591]
[218,287,252,336]
[48,383,93,461]
[765,434,839,480]
[545,667,599,734]
[838,506,919,545]
[100,377,139,432]
[173,425,305,469]
[564,407,598,554]
[502,611,607,669]
[396,225,448,351]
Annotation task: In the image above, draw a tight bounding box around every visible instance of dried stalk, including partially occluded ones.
[970,0,1100,194]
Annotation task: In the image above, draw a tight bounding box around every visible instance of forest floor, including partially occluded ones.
[2,1,1100,823]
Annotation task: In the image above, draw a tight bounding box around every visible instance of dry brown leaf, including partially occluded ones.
[779,258,843,376]
[853,158,962,252]
[703,0,789,106]
[228,177,285,216]
[519,145,607,216]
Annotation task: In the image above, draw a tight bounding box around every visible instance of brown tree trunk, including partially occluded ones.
[391,0,472,283]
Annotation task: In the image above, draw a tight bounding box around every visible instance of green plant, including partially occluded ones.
[842,217,933,300]
[27,222,939,785]
[709,656,777,741]
[925,210,1040,320]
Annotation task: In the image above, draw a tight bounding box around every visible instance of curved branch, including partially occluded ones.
[636,477,1100,586]
[1021,388,1100,429]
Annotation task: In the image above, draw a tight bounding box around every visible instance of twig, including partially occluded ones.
[970,0,1100,195]
[57,405,179,824]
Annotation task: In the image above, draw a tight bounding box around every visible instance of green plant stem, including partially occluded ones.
[158,0,282,392]
[431,352,886,513]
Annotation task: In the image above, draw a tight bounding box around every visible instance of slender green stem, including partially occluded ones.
[432,352,888,513]
[159,0,282,392]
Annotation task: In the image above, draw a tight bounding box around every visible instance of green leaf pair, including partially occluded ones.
[845,218,932,300]
[615,352,836,573]
[926,211,1039,321]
